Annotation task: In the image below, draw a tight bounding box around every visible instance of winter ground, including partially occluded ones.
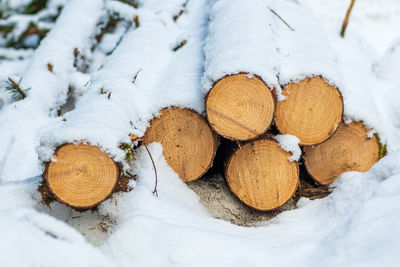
[1,0,400,266]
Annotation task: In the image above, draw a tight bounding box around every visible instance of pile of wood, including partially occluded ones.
[205,74,380,211]
[200,0,380,211]
[39,0,382,212]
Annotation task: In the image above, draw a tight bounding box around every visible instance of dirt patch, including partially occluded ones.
[37,202,115,246]
[188,174,296,226]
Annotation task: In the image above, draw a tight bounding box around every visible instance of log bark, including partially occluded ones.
[303,121,380,185]
[225,138,299,211]
[144,108,217,182]
[44,144,119,209]
[275,76,343,145]
[206,74,275,141]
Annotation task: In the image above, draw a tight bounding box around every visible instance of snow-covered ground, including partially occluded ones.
[1,0,400,266]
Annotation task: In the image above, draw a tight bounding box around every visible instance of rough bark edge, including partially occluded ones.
[294,177,333,201]
[205,72,277,141]
[225,138,300,212]
[274,75,344,146]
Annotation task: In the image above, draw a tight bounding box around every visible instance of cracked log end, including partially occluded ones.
[226,139,299,211]
[303,121,380,185]
[275,76,343,145]
[206,73,275,141]
[44,144,119,209]
[144,108,217,182]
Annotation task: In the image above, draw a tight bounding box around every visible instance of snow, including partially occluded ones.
[2,144,400,266]
[328,35,400,151]
[1,0,400,266]
[202,0,341,100]
[0,0,104,182]
[374,37,400,81]
[274,134,301,162]
[270,0,341,88]
[202,0,280,95]
[306,0,400,56]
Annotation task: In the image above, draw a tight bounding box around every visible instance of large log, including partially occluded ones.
[202,0,279,141]
[144,108,217,182]
[271,0,343,145]
[303,122,380,185]
[275,77,343,145]
[206,74,275,141]
[225,139,299,211]
[44,144,119,209]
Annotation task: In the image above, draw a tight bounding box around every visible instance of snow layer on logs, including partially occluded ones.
[270,0,341,87]
[331,34,400,151]
[201,0,280,95]
[0,0,104,182]
[37,0,208,169]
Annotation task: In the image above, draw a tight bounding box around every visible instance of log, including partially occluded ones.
[270,0,344,145]
[44,144,119,209]
[275,76,343,145]
[303,122,380,185]
[202,0,279,141]
[225,139,299,211]
[144,108,217,182]
[206,74,275,141]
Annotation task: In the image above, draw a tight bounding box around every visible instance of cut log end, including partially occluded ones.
[206,74,275,141]
[275,76,343,145]
[303,122,380,185]
[45,144,119,209]
[226,139,299,211]
[144,108,217,182]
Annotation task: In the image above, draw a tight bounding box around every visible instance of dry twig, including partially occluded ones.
[143,144,158,197]
[340,0,356,38]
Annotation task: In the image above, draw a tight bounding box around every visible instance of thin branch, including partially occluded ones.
[133,16,140,28]
[143,144,158,197]
[173,39,187,52]
[270,8,294,31]
[8,77,26,99]
[173,0,189,21]
[340,0,356,38]
[132,68,142,84]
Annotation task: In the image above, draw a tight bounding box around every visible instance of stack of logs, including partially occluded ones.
[43,75,380,211]
[202,74,380,211]
[41,0,382,211]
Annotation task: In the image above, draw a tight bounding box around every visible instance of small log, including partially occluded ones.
[44,144,119,209]
[206,74,275,141]
[225,138,299,211]
[275,77,343,145]
[144,108,217,182]
[303,121,380,185]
